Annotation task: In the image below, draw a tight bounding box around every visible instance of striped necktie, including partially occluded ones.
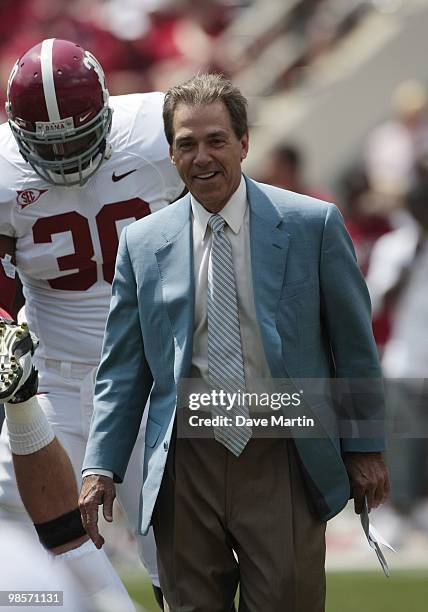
[207,213,252,456]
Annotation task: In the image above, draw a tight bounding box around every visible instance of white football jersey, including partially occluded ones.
[0,92,184,364]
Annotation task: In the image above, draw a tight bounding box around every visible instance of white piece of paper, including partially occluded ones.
[360,497,396,577]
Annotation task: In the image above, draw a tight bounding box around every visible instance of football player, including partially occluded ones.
[0,38,184,610]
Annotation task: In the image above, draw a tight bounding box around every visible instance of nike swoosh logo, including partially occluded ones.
[79,111,93,123]
[112,169,137,182]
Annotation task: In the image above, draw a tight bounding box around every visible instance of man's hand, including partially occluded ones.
[343,451,390,514]
[79,475,116,549]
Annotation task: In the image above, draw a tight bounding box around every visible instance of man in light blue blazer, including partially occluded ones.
[80,74,389,611]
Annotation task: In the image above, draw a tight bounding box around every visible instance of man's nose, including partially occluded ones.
[193,144,211,166]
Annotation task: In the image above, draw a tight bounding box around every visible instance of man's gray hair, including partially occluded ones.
[163,73,248,145]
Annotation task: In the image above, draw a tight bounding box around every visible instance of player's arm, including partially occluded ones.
[0,234,18,320]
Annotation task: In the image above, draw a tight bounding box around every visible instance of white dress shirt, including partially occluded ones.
[191,174,271,389]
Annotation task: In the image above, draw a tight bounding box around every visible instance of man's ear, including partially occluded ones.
[241,131,249,161]
[169,145,175,165]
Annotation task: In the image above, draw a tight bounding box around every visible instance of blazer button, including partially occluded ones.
[163,441,168,451]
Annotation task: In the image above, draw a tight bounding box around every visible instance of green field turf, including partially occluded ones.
[124,570,428,612]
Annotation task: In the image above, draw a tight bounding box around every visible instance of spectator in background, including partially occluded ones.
[260,142,332,201]
[367,177,428,545]
[131,0,235,92]
[365,79,428,202]
[0,0,137,118]
[339,165,392,275]
[0,0,237,120]
[338,165,392,350]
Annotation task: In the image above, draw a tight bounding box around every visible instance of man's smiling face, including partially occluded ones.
[169,101,249,213]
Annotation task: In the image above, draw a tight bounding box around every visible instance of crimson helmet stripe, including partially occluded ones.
[40,39,61,121]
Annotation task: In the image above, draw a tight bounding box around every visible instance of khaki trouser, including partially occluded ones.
[153,435,326,612]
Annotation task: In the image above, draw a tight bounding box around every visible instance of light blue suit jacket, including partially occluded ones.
[83,176,385,533]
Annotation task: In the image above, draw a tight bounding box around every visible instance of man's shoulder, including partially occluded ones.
[248,178,334,221]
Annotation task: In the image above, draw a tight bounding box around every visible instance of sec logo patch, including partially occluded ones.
[16,189,48,208]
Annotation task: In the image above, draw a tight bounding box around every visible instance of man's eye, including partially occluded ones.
[211,139,225,147]
[178,142,192,151]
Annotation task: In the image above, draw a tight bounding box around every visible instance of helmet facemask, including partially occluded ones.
[8,105,112,187]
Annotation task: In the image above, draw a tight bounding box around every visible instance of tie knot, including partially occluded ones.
[208,214,225,234]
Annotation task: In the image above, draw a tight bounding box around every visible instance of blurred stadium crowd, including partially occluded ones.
[0,0,243,116]
[0,0,383,118]
[1,0,428,566]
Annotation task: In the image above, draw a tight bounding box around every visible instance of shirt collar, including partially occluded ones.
[191,175,247,240]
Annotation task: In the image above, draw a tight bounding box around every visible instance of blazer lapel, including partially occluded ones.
[155,196,194,380]
[246,177,290,378]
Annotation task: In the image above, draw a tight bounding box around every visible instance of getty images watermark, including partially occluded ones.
[177,379,322,439]
[187,389,314,430]
[176,377,392,440]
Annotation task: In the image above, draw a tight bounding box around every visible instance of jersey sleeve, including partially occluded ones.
[0,186,17,238]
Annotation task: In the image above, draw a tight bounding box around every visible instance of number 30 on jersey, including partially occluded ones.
[32,198,150,290]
